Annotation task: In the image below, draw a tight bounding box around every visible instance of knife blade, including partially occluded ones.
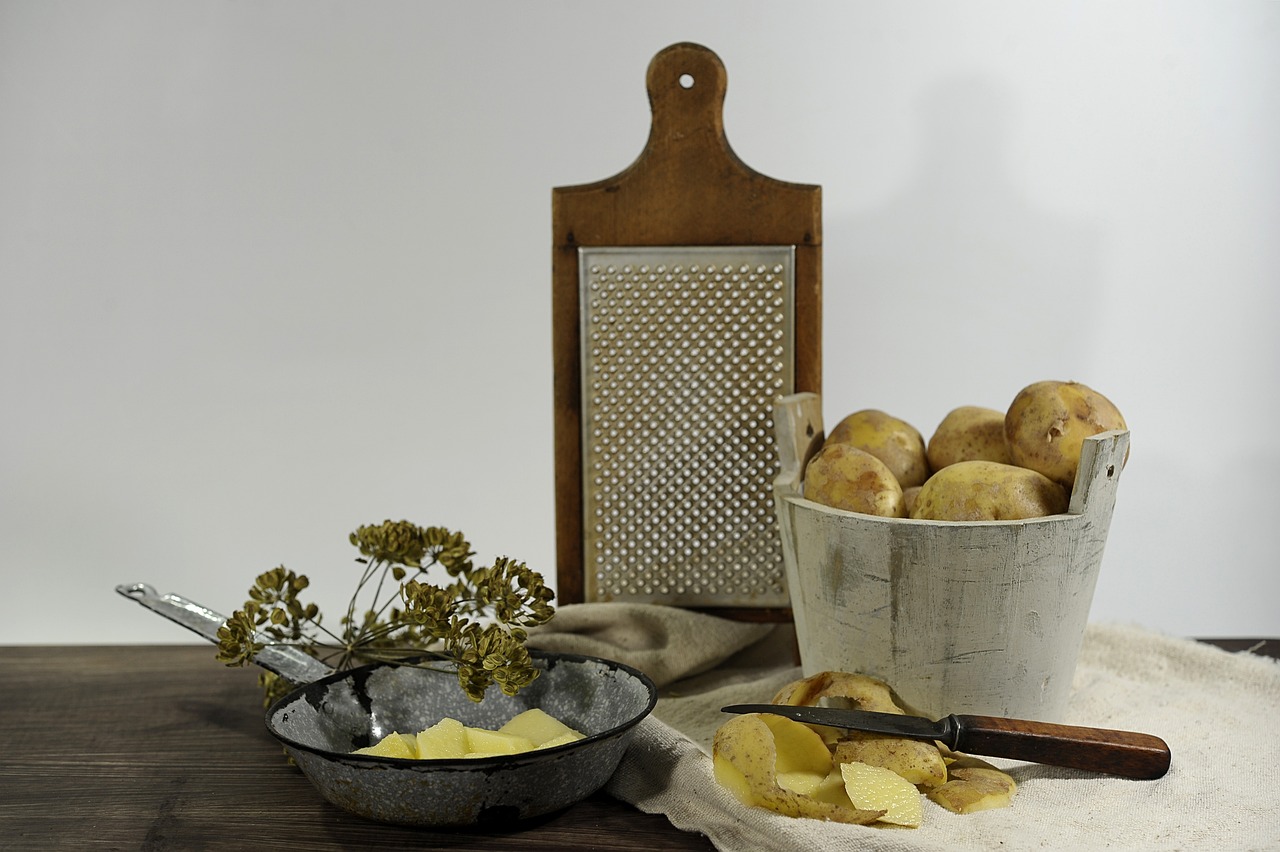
[721,704,1170,780]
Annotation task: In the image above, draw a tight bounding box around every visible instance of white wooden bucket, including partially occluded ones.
[773,393,1129,722]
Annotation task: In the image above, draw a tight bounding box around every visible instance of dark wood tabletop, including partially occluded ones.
[2,640,1275,851]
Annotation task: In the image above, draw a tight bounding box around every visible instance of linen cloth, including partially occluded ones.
[529,604,1280,851]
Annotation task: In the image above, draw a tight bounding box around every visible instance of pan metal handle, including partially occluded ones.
[116,583,334,684]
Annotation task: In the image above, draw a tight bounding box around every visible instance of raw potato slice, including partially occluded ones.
[926,756,1018,814]
[841,761,923,828]
[712,714,883,825]
[353,731,417,759]
[500,708,584,746]
[809,768,857,809]
[416,717,468,759]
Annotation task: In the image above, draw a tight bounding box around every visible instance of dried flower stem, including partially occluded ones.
[215,520,555,704]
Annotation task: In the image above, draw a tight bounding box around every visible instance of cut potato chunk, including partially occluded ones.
[349,709,585,760]
[353,731,417,759]
[465,728,536,757]
[500,708,584,747]
[415,717,468,759]
[841,761,923,828]
[536,731,584,750]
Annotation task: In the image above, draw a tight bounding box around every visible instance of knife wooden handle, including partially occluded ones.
[950,714,1171,779]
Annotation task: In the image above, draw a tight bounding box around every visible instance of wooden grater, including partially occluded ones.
[552,43,821,619]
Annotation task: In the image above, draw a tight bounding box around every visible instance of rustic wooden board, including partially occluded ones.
[0,645,715,851]
[552,42,821,618]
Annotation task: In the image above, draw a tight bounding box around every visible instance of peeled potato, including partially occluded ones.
[803,444,906,518]
[825,409,930,488]
[910,460,1069,521]
[926,406,1012,470]
[712,714,883,824]
[1004,380,1127,488]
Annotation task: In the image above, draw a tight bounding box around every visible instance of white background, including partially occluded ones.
[3,1,1277,645]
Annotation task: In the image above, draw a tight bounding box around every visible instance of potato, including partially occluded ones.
[1005,380,1128,488]
[910,460,1068,521]
[803,444,906,518]
[712,714,883,824]
[826,410,930,488]
[926,755,1017,814]
[926,406,1012,470]
[772,670,904,714]
[832,733,947,789]
[771,670,947,787]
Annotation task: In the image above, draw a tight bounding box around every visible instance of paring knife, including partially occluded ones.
[721,704,1171,780]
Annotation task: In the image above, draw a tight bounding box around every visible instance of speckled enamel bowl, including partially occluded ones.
[265,651,657,827]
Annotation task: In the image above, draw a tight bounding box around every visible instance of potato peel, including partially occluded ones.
[712,714,883,825]
[744,671,1019,826]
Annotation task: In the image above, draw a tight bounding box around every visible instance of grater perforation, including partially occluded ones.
[579,246,794,607]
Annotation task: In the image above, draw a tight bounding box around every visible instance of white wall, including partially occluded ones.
[2,1,1276,645]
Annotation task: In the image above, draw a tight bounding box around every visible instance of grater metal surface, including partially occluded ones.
[578,245,795,607]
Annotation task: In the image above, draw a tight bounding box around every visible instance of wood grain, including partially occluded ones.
[552,42,821,614]
[0,642,1272,849]
[0,645,714,851]
[952,714,1171,780]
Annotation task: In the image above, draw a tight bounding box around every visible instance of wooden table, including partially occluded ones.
[2,641,1275,850]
